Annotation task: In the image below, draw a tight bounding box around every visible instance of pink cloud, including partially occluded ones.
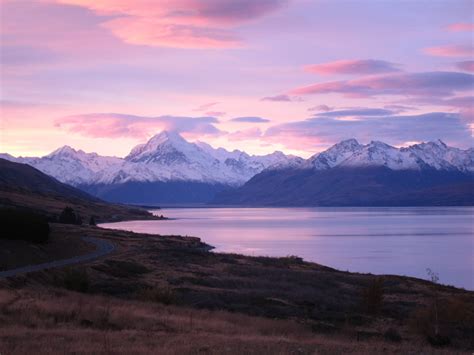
[261,94,291,102]
[447,23,474,32]
[423,44,472,57]
[205,111,226,117]
[193,102,219,111]
[305,59,399,75]
[227,127,262,141]
[56,113,224,138]
[54,0,287,48]
[289,71,474,98]
[308,104,334,112]
[456,60,474,72]
[260,94,304,102]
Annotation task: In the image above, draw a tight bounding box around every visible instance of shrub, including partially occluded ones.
[411,295,473,347]
[137,286,177,305]
[89,216,96,226]
[384,328,402,342]
[58,207,82,225]
[0,208,50,243]
[361,277,384,314]
[60,268,90,292]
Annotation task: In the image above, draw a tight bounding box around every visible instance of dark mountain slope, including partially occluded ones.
[0,158,153,221]
[0,158,96,201]
[212,167,474,206]
[80,180,230,204]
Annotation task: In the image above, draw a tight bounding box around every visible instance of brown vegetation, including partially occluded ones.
[1,224,473,353]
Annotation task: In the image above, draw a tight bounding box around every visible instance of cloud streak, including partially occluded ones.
[289,71,474,98]
[305,59,399,75]
[56,113,224,138]
[456,60,474,73]
[55,0,287,48]
[230,116,270,123]
[314,108,394,117]
[264,112,473,150]
[424,44,473,58]
[447,23,474,32]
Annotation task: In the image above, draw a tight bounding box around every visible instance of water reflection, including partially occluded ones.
[100,207,474,290]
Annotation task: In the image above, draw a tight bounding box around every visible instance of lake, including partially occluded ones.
[100,207,474,290]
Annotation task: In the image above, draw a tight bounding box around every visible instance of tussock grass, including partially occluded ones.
[0,289,459,355]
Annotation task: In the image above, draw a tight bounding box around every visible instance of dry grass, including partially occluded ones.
[1,224,473,353]
[0,288,463,355]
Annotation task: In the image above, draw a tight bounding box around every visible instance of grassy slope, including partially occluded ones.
[1,224,473,353]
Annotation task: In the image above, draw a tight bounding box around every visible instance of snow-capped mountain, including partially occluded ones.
[1,146,122,186]
[304,139,474,172]
[2,131,301,187]
[213,139,474,207]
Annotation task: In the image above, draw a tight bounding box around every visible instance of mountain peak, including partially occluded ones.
[147,130,186,145]
[338,138,360,147]
[48,145,79,157]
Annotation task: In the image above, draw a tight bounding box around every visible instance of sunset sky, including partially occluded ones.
[1,0,473,158]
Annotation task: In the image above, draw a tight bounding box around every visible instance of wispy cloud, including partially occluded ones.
[456,60,474,72]
[308,104,334,112]
[447,23,474,32]
[228,127,263,141]
[56,113,224,138]
[314,108,394,117]
[261,94,293,102]
[305,59,400,75]
[193,102,219,111]
[205,111,226,117]
[423,44,473,58]
[230,116,270,123]
[265,112,473,150]
[289,71,474,98]
[55,0,288,48]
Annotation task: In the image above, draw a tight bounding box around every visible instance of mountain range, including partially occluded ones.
[1,131,301,203]
[214,139,474,206]
[2,132,473,205]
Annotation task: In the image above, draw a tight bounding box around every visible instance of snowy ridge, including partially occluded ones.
[304,139,474,172]
[1,134,472,188]
[2,131,301,187]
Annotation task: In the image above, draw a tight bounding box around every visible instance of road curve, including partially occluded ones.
[0,237,115,278]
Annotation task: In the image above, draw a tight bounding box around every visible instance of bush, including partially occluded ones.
[0,208,50,243]
[411,296,473,347]
[59,207,83,225]
[361,277,384,314]
[384,328,402,342]
[137,286,177,305]
[60,268,90,292]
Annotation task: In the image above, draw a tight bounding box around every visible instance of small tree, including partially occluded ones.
[89,216,96,226]
[426,268,440,336]
[59,207,77,224]
[362,277,384,314]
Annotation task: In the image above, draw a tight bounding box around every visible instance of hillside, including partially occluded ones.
[0,158,153,222]
[213,167,474,206]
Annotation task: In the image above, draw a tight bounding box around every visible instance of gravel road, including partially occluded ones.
[0,237,115,278]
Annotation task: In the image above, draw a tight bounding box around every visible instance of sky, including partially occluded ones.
[1,0,473,158]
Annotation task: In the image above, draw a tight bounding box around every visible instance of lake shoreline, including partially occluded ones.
[100,206,474,290]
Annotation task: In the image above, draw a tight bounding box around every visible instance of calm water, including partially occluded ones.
[100,207,474,290]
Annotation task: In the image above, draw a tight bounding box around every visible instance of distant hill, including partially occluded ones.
[213,167,474,206]
[0,158,153,222]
